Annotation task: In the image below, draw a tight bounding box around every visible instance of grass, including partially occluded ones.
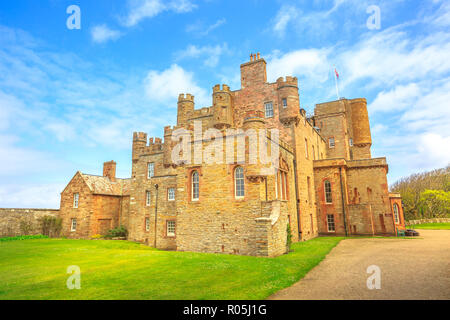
[411,222,450,230]
[0,237,343,300]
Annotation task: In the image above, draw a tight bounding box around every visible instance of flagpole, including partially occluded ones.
[333,66,340,100]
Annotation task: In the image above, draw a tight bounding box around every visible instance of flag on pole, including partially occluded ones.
[335,68,339,79]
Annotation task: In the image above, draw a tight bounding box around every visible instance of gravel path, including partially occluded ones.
[269,230,450,300]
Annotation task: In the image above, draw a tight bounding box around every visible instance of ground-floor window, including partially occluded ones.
[327,214,335,232]
[167,221,176,237]
[71,218,77,232]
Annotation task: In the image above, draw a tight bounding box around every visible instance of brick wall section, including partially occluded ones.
[0,208,59,237]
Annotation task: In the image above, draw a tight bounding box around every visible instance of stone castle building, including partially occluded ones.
[59,54,405,257]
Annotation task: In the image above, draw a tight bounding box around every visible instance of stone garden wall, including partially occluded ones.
[0,208,59,237]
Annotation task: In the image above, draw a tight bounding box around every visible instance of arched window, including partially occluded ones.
[192,171,199,201]
[235,166,245,198]
[324,180,332,203]
[393,203,400,224]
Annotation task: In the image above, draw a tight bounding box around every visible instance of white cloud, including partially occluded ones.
[370,83,420,113]
[123,0,196,27]
[91,25,122,43]
[415,133,450,170]
[186,18,226,36]
[272,5,299,36]
[176,43,229,67]
[0,183,63,209]
[144,64,210,107]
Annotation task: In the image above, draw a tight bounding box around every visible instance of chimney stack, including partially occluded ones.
[103,161,116,182]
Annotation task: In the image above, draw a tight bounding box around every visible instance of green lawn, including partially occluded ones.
[0,237,343,300]
[412,222,450,230]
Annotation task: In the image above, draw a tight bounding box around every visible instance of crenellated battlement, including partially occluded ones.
[213,84,231,93]
[133,132,147,142]
[178,93,195,102]
[276,76,298,89]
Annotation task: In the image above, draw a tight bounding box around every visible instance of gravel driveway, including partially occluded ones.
[269,230,450,300]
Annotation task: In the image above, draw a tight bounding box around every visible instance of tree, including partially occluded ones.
[418,189,450,218]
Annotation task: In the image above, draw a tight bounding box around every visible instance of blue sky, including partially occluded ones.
[0,0,449,208]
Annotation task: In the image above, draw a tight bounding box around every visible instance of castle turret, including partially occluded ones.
[163,126,174,166]
[177,94,195,126]
[212,84,233,129]
[240,52,267,89]
[277,76,300,125]
[132,132,147,162]
[349,98,372,159]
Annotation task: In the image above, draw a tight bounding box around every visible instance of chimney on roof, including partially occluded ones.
[103,161,116,182]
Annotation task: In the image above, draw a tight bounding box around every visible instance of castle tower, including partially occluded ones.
[240,52,267,89]
[163,126,174,166]
[349,98,372,159]
[277,76,300,125]
[212,84,233,129]
[132,132,147,162]
[177,94,195,126]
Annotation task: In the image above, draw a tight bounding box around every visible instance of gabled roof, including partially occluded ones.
[80,173,130,196]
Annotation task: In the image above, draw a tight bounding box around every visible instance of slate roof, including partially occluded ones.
[80,173,130,196]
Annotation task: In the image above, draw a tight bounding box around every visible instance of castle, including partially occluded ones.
[59,54,405,257]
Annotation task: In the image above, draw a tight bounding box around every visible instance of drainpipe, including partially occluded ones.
[339,167,348,237]
[154,184,159,248]
[290,123,302,240]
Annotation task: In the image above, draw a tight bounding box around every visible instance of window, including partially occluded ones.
[278,170,288,200]
[192,171,199,201]
[167,221,176,237]
[147,163,154,179]
[304,139,309,159]
[393,204,400,224]
[312,145,316,160]
[235,167,245,198]
[349,138,353,147]
[146,191,151,206]
[73,193,79,208]
[329,137,335,148]
[145,217,150,231]
[264,102,274,118]
[168,188,175,201]
[282,98,288,108]
[327,215,336,232]
[324,180,332,203]
[71,218,77,232]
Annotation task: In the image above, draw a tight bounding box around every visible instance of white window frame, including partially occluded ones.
[282,98,288,108]
[329,137,335,148]
[234,167,245,199]
[192,171,199,201]
[324,180,332,204]
[167,221,176,237]
[71,218,77,232]
[73,193,79,208]
[168,188,175,201]
[147,163,154,179]
[327,214,336,232]
[145,217,150,231]
[264,102,274,118]
[146,191,151,206]
[393,204,400,224]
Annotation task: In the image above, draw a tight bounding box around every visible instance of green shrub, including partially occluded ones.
[104,225,128,238]
[0,235,49,242]
[39,216,62,238]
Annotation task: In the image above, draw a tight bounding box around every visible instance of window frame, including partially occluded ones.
[327,214,336,232]
[147,162,154,179]
[234,166,245,199]
[70,218,77,232]
[349,138,353,147]
[146,190,151,206]
[191,171,199,201]
[166,220,176,237]
[324,180,333,204]
[282,98,288,108]
[73,193,79,209]
[168,188,176,201]
[329,137,335,148]
[145,217,150,232]
[393,203,400,224]
[264,102,274,118]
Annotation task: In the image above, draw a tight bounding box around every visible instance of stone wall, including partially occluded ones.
[406,218,450,226]
[0,208,59,237]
